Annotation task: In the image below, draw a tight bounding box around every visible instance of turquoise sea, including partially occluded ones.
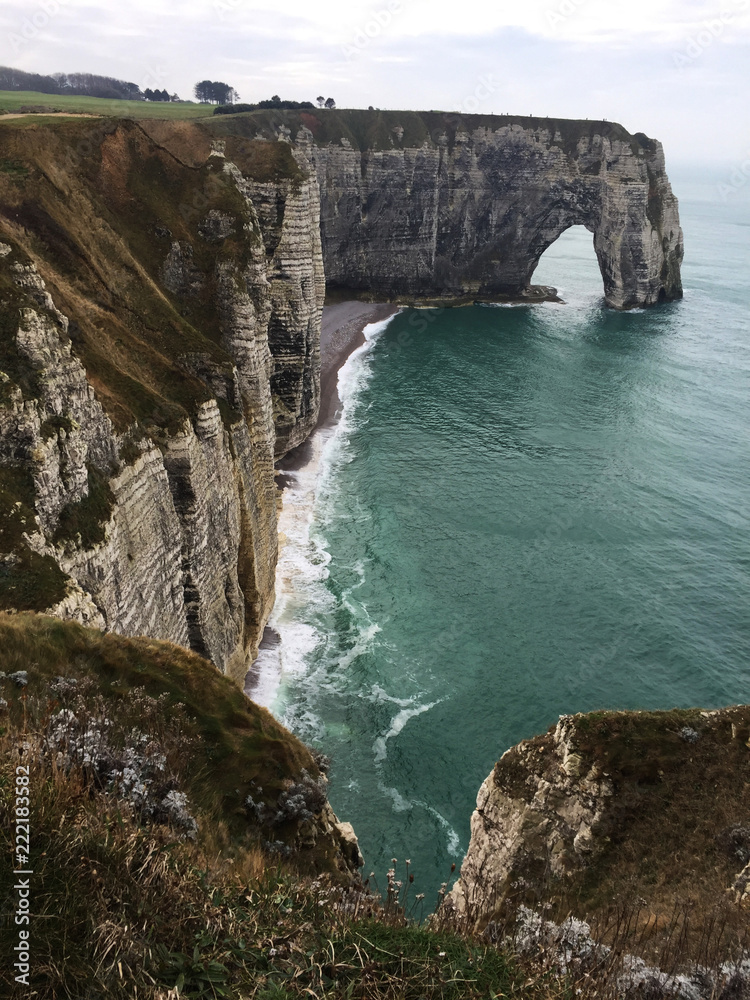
[253,169,750,906]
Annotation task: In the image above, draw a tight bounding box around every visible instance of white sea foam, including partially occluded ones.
[423,805,463,857]
[378,781,414,813]
[373,783,464,857]
[372,701,440,764]
[247,313,398,713]
[336,622,382,671]
[369,684,417,708]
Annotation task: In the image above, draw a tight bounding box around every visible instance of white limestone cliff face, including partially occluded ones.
[445,707,750,933]
[0,130,324,681]
[0,271,262,681]
[307,119,683,309]
[234,161,325,455]
[445,714,615,930]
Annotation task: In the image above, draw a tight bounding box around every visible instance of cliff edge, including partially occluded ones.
[210,109,684,309]
[0,118,324,679]
[444,706,750,958]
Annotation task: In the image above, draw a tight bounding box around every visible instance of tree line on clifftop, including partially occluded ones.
[0,66,337,111]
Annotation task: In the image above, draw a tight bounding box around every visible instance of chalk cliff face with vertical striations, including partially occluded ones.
[310,114,683,309]
[215,109,683,309]
[0,118,323,680]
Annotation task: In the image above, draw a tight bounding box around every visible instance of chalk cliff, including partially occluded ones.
[213,109,683,309]
[444,707,750,935]
[0,119,323,680]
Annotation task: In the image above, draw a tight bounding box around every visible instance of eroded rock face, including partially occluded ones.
[446,715,615,928]
[306,118,682,308]
[0,256,267,681]
[0,120,324,681]
[445,706,750,933]
[233,164,324,455]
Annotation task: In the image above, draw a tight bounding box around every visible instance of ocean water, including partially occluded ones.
[252,171,750,906]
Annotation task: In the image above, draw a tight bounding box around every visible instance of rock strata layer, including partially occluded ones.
[0,120,324,680]
[219,110,683,309]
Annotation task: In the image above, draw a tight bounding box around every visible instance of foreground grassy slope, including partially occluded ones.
[0,614,746,997]
[0,613,329,848]
[0,613,538,1000]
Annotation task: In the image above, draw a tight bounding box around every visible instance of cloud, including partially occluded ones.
[0,0,747,164]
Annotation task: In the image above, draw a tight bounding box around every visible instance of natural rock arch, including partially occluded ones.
[530,223,602,291]
[297,113,684,310]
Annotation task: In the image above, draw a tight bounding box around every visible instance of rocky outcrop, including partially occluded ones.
[445,706,750,933]
[0,120,324,680]
[311,118,682,309]
[221,110,682,309]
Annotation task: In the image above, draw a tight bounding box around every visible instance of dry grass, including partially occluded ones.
[1,615,746,997]
[0,613,342,866]
[556,707,750,966]
[0,621,549,999]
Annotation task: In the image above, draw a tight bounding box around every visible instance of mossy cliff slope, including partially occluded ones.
[0,118,324,679]
[0,613,368,999]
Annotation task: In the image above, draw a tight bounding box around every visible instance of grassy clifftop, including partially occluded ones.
[206,107,646,156]
[0,116,301,433]
[0,94,651,154]
[0,613,535,999]
[0,612,334,854]
[0,90,216,118]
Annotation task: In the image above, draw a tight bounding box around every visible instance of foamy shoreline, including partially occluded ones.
[244,302,399,710]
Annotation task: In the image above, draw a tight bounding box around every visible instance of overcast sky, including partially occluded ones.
[1,0,749,166]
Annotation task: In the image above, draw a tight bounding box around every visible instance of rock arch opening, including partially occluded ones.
[531,225,605,303]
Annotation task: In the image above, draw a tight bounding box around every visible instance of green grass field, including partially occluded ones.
[0,89,216,119]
